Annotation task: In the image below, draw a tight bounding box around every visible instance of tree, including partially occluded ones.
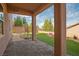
[49,19,54,31]
[22,17,29,33]
[28,23,32,32]
[42,18,53,31]
[23,17,26,24]
[24,21,28,32]
[14,16,23,26]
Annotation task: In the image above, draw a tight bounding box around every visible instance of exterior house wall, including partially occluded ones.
[66,25,79,38]
[0,33,12,55]
[0,14,12,55]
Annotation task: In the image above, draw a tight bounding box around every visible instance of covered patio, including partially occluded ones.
[3,34,53,56]
[0,3,66,56]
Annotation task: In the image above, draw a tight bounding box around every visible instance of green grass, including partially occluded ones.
[37,33,79,56]
[67,39,79,56]
[37,33,54,46]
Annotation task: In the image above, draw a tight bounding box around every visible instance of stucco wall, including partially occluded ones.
[66,25,79,38]
[0,14,12,56]
[0,33,12,55]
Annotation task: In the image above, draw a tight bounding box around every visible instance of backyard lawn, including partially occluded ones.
[37,33,79,56]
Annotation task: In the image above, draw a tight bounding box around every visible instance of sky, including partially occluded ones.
[36,5,54,28]
[1,3,79,28]
[66,3,79,27]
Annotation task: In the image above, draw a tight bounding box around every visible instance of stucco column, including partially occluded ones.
[1,4,9,34]
[0,3,12,55]
[54,3,66,56]
[32,14,36,41]
[3,14,11,34]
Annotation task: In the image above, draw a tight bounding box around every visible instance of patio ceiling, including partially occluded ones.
[6,3,52,16]
[0,4,3,12]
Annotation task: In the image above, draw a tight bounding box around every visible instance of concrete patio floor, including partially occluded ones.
[3,34,53,56]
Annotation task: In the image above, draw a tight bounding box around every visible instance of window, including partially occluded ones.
[0,14,3,36]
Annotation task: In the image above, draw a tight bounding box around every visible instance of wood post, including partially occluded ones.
[54,3,66,56]
[32,14,36,41]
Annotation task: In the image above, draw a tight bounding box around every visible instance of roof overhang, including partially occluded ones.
[0,3,53,16]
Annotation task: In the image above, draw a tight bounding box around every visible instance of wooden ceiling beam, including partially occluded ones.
[1,3,8,13]
[7,6,33,16]
[1,3,52,16]
[33,4,51,15]
[1,3,33,16]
